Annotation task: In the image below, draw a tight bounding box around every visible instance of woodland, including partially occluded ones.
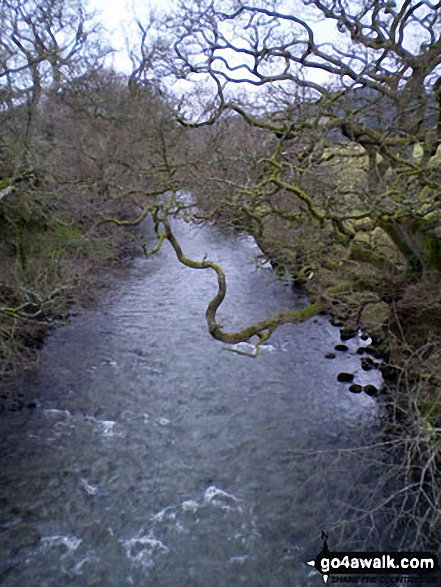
[1,0,441,552]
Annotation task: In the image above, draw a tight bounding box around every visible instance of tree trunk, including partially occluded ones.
[380,216,441,275]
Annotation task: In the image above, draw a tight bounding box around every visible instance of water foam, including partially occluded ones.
[99,419,125,438]
[81,478,98,495]
[150,505,176,523]
[42,535,82,556]
[43,409,72,418]
[204,486,239,506]
[120,535,168,569]
[181,500,199,513]
[229,341,277,355]
[156,417,171,427]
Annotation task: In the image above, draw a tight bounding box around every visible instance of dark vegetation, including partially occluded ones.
[1,0,441,553]
[0,0,187,383]
[0,68,179,382]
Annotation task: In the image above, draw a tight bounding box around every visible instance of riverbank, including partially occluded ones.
[250,227,441,552]
[0,207,141,405]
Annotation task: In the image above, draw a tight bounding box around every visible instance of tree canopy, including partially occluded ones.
[119,0,439,351]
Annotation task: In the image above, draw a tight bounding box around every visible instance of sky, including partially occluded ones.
[88,0,167,74]
[87,0,338,105]
[85,0,437,110]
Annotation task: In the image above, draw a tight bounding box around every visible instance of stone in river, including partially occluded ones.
[364,385,378,397]
[361,357,378,371]
[340,328,357,341]
[337,372,354,383]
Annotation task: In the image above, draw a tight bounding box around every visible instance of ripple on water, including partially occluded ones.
[72,555,100,575]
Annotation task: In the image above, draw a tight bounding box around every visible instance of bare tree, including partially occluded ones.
[124,1,439,349]
[175,1,440,262]
[0,0,107,166]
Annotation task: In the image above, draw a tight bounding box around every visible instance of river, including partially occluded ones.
[0,220,385,586]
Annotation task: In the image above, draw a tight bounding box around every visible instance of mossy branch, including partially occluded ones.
[0,284,70,321]
[160,216,324,353]
[0,307,22,319]
[98,204,326,354]
[98,207,150,227]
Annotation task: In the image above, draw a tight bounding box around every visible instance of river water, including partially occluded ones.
[0,220,384,586]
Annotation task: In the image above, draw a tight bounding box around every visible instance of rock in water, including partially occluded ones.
[364,385,378,397]
[337,372,354,383]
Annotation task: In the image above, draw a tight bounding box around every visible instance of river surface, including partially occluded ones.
[0,220,385,586]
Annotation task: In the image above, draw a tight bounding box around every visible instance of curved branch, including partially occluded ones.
[161,217,324,347]
[98,207,150,227]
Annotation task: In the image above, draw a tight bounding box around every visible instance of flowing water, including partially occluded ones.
[0,220,385,586]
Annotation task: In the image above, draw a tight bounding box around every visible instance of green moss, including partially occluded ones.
[38,220,101,258]
[46,220,82,240]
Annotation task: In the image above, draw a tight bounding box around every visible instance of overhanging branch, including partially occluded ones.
[160,216,324,353]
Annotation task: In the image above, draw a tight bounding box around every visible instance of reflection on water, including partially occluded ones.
[0,221,382,586]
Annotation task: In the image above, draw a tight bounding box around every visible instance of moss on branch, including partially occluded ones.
[99,207,150,227]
